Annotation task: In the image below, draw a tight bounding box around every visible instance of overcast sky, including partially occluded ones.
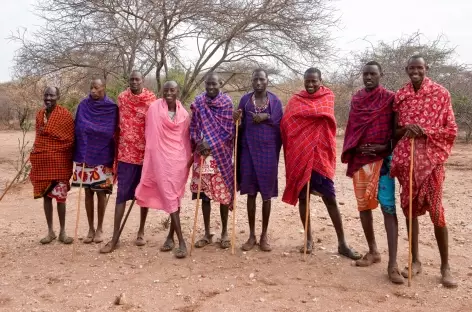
[1,0,471,82]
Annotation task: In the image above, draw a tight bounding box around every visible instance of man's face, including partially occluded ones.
[406,58,427,85]
[90,80,105,100]
[163,84,178,105]
[362,65,382,90]
[205,75,220,98]
[129,73,143,94]
[43,87,58,110]
[252,71,268,93]
[304,72,321,94]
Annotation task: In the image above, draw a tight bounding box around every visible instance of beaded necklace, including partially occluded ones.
[251,93,269,113]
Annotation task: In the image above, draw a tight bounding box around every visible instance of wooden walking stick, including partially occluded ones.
[190,156,205,256]
[116,199,136,243]
[73,163,86,258]
[231,119,240,255]
[303,179,311,261]
[0,156,30,202]
[408,138,415,287]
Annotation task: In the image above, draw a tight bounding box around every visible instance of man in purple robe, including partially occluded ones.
[234,68,283,252]
[72,78,118,244]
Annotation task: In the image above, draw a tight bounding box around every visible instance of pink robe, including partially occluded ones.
[135,99,192,213]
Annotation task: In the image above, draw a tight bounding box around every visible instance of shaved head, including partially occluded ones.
[129,70,144,94]
[130,70,143,79]
[90,78,106,100]
[163,80,179,106]
[163,80,179,89]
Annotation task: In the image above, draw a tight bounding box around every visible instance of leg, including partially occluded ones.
[355,210,380,266]
[99,202,126,253]
[136,207,149,246]
[94,191,107,243]
[160,212,175,252]
[382,209,403,284]
[298,197,313,253]
[401,217,422,277]
[242,195,257,251]
[57,202,73,244]
[40,197,56,244]
[194,200,213,248]
[259,199,272,252]
[219,204,230,249]
[435,225,457,287]
[83,188,95,244]
[170,208,187,258]
[323,196,361,260]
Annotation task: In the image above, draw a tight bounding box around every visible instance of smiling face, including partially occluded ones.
[252,70,268,93]
[304,72,322,94]
[406,57,428,86]
[129,71,143,94]
[205,73,221,99]
[163,81,179,105]
[362,64,382,90]
[43,87,59,110]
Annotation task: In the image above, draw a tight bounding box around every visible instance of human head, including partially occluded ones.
[43,86,60,110]
[304,67,322,94]
[362,61,383,90]
[405,55,428,86]
[205,72,222,99]
[90,78,106,100]
[129,70,144,94]
[252,68,268,94]
[163,80,179,106]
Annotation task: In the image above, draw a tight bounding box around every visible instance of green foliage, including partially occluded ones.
[106,79,128,103]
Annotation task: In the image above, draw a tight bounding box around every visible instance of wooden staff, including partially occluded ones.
[408,138,415,287]
[73,163,86,258]
[0,157,30,202]
[190,156,205,256]
[116,199,136,243]
[303,179,311,260]
[231,119,240,255]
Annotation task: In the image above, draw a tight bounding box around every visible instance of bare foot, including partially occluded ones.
[40,232,57,244]
[401,261,422,278]
[441,267,458,288]
[241,236,257,251]
[58,232,73,244]
[93,229,103,243]
[83,229,95,244]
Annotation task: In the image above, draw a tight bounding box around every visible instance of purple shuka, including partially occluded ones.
[73,95,118,167]
[190,92,235,198]
[237,91,283,200]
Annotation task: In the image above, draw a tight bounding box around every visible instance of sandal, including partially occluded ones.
[299,240,313,254]
[174,247,188,259]
[388,266,405,284]
[259,236,272,252]
[160,240,175,252]
[220,239,231,249]
[135,236,146,247]
[401,262,422,278]
[99,240,120,254]
[355,252,381,267]
[338,245,362,260]
[40,233,57,245]
[58,233,73,244]
[195,235,213,248]
[83,231,95,244]
[241,238,257,251]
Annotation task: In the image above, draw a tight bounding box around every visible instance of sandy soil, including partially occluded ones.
[0,130,471,312]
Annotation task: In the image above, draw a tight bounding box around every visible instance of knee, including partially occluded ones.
[381,205,396,216]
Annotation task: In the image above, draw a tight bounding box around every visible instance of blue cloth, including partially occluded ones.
[378,156,396,215]
[116,161,143,204]
[298,170,336,200]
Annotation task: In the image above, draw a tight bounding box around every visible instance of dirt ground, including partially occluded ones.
[0,130,471,312]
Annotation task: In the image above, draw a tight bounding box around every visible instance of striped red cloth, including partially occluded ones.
[30,105,75,198]
[341,86,395,177]
[281,87,337,205]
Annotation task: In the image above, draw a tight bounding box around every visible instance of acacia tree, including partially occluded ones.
[13,0,338,104]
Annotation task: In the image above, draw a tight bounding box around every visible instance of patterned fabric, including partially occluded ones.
[116,161,143,204]
[30,105,75,199]
[47,182,69,203]
[117,88,156,165]
[280,87,337,205]
[73,95,118,167]
[341,86,395,177]
[190,92,234,204]
[237,91,283,200]
[391,77,457,227]
[190,155,232,205]
[135,99,192,214]
[71,163,113,194]
[353,159,383,211]
[298,171,336,200]
[378,156,396,215]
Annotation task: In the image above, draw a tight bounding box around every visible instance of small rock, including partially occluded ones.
[259,298,266,302]
[339,202,345,205]
[226,288,230,292]
[319,246,326,251]
[316,238,322,243]
[86,294,92,298]
[312,298,318,302]
[139,265,143,269]
[114,293,126,305]
[385,294,390,298]
[249,273,255,279]
[301,300,307,303]
[282,252,290,257]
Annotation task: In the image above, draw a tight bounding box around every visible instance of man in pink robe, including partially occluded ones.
[135,81,192,258]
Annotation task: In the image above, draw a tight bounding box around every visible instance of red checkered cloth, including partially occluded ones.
[281,87,337,205]
[30,105,75,198]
